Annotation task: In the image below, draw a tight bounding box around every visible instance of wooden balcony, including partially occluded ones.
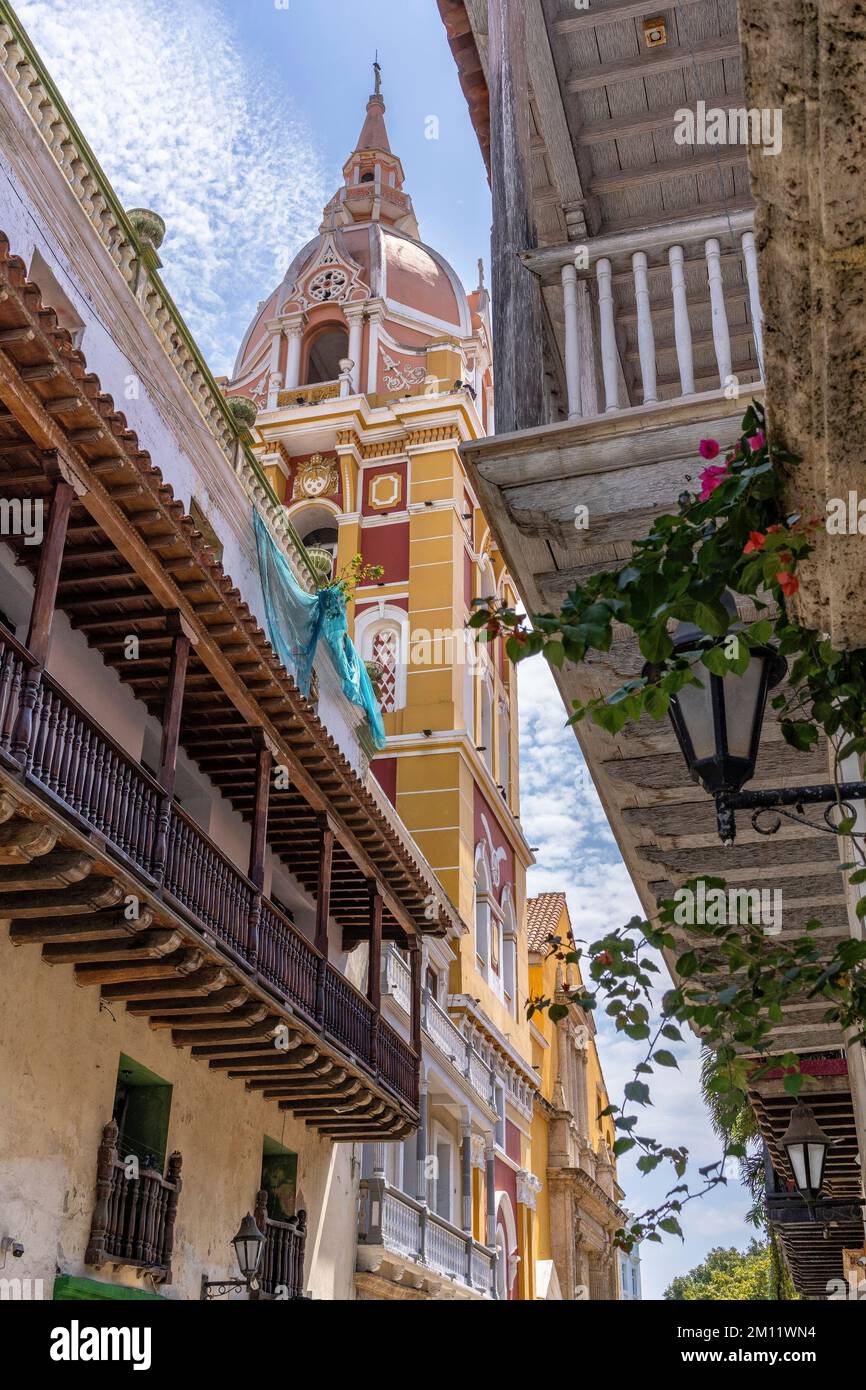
[0,619,418,1135]
[254,1190,307,1300]
[85,1120,182,1284]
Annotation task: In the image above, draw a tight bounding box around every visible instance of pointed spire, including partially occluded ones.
[355,58,392,154]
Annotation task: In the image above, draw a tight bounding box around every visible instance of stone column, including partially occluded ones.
[485,1142,496,1246]
[344,303,366,393]
[284,316,304,391]
[265,319,284,408]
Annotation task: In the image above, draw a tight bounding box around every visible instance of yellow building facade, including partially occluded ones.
[227,75,620,1299]
[527,894,627,1300]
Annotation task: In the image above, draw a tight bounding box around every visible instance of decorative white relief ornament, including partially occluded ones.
[381,349,427,391]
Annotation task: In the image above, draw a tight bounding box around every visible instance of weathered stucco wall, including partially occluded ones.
[739,0,866,647]
[0,930,359,1300]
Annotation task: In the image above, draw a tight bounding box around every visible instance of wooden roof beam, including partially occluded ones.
[556,0,706,33]
[567,38,742,94]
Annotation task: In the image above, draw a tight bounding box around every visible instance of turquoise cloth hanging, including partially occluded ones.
[254,510,386,750]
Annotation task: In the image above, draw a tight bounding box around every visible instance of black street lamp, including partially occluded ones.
[201,1212,266,1300]
[661,607,866,843]
[781,1103,832,1206]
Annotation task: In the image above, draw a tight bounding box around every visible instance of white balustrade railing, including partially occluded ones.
[383,944,412,1014]
[382,947,495,1109]
[358,1179,496,1296]
[425,995,469,1071]
[552,210,763,416]
[381,1189,422,1259]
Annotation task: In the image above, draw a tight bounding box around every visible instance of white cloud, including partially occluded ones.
[17,0,329,375]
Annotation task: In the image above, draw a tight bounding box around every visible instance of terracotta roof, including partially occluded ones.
[526,892,568,952]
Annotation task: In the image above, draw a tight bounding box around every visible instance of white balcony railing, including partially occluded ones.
[358,1179,495,1297]
[382,947,495,1109]
[533,209,763,418]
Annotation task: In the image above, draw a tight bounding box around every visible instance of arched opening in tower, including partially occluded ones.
[305,325,349,385]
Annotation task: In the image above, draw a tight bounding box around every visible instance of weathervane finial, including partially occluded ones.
[373,53,382,97]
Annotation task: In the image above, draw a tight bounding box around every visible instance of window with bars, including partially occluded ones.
[371,626,399,713]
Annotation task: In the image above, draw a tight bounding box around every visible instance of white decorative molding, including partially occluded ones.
[516,1169,543,1211]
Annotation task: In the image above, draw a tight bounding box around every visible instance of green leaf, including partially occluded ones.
[783,1072,805,1097]
[613,1138,636,1157]
[781,720,819,752]
[653,1050,679,1068]
[624,1080,651,1105]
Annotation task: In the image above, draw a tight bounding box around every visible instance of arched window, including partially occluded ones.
[305,325,349,385]
[355,605,409,713]
[480,672,494,775]
[290,503,340,582]
[497,700,510,798]
[474,844,492,972]
[501,887,518,1017]
[463,631,476,741]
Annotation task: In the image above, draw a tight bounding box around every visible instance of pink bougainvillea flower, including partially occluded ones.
[699,464,728,500]
[743,531,766,554]
[777,570,799,598]
[747,430,766,452]
[698,438,721,460]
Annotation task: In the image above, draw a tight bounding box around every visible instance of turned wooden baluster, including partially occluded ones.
[85,1118,120,1267]
[162,1151,182,1277]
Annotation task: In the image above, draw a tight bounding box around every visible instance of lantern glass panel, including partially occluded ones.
[721,658,765,760]
[674,678,716,761]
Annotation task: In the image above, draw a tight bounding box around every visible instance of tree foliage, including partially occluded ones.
[665,1240,798,1301]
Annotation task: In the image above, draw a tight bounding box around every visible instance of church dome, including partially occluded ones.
[228,68,487,411]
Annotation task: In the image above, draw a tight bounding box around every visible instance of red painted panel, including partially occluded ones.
[474,784,515,902]
[371,757,397,805]
[505,1119,521,1164]
[361,520,409,585]
[362,462,408,517]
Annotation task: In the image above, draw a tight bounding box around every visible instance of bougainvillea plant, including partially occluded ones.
[470,401,866,1251]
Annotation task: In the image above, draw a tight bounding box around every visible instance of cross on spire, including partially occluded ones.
[373,53,382,97]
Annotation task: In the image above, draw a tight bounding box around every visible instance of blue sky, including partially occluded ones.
[16,0,756,1297]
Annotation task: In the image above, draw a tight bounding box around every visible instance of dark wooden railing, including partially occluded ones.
[164,807,252,956]
[258,897,319,1018]
[0,624,418,1109]
[323,967,376,1058]
[85,1120,182,1282]
[254,1189,307,1299]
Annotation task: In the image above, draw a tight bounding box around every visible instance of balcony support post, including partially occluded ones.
[485,1141,498,1299]
[367,883,383,1071]
[461,1118,473,1234]
[416,1078,429,1204]
[314,815,334,1022]
[247,732,273,970]
[152,617,192,877]
[408,936,423,1060]
[12,475,74,756]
